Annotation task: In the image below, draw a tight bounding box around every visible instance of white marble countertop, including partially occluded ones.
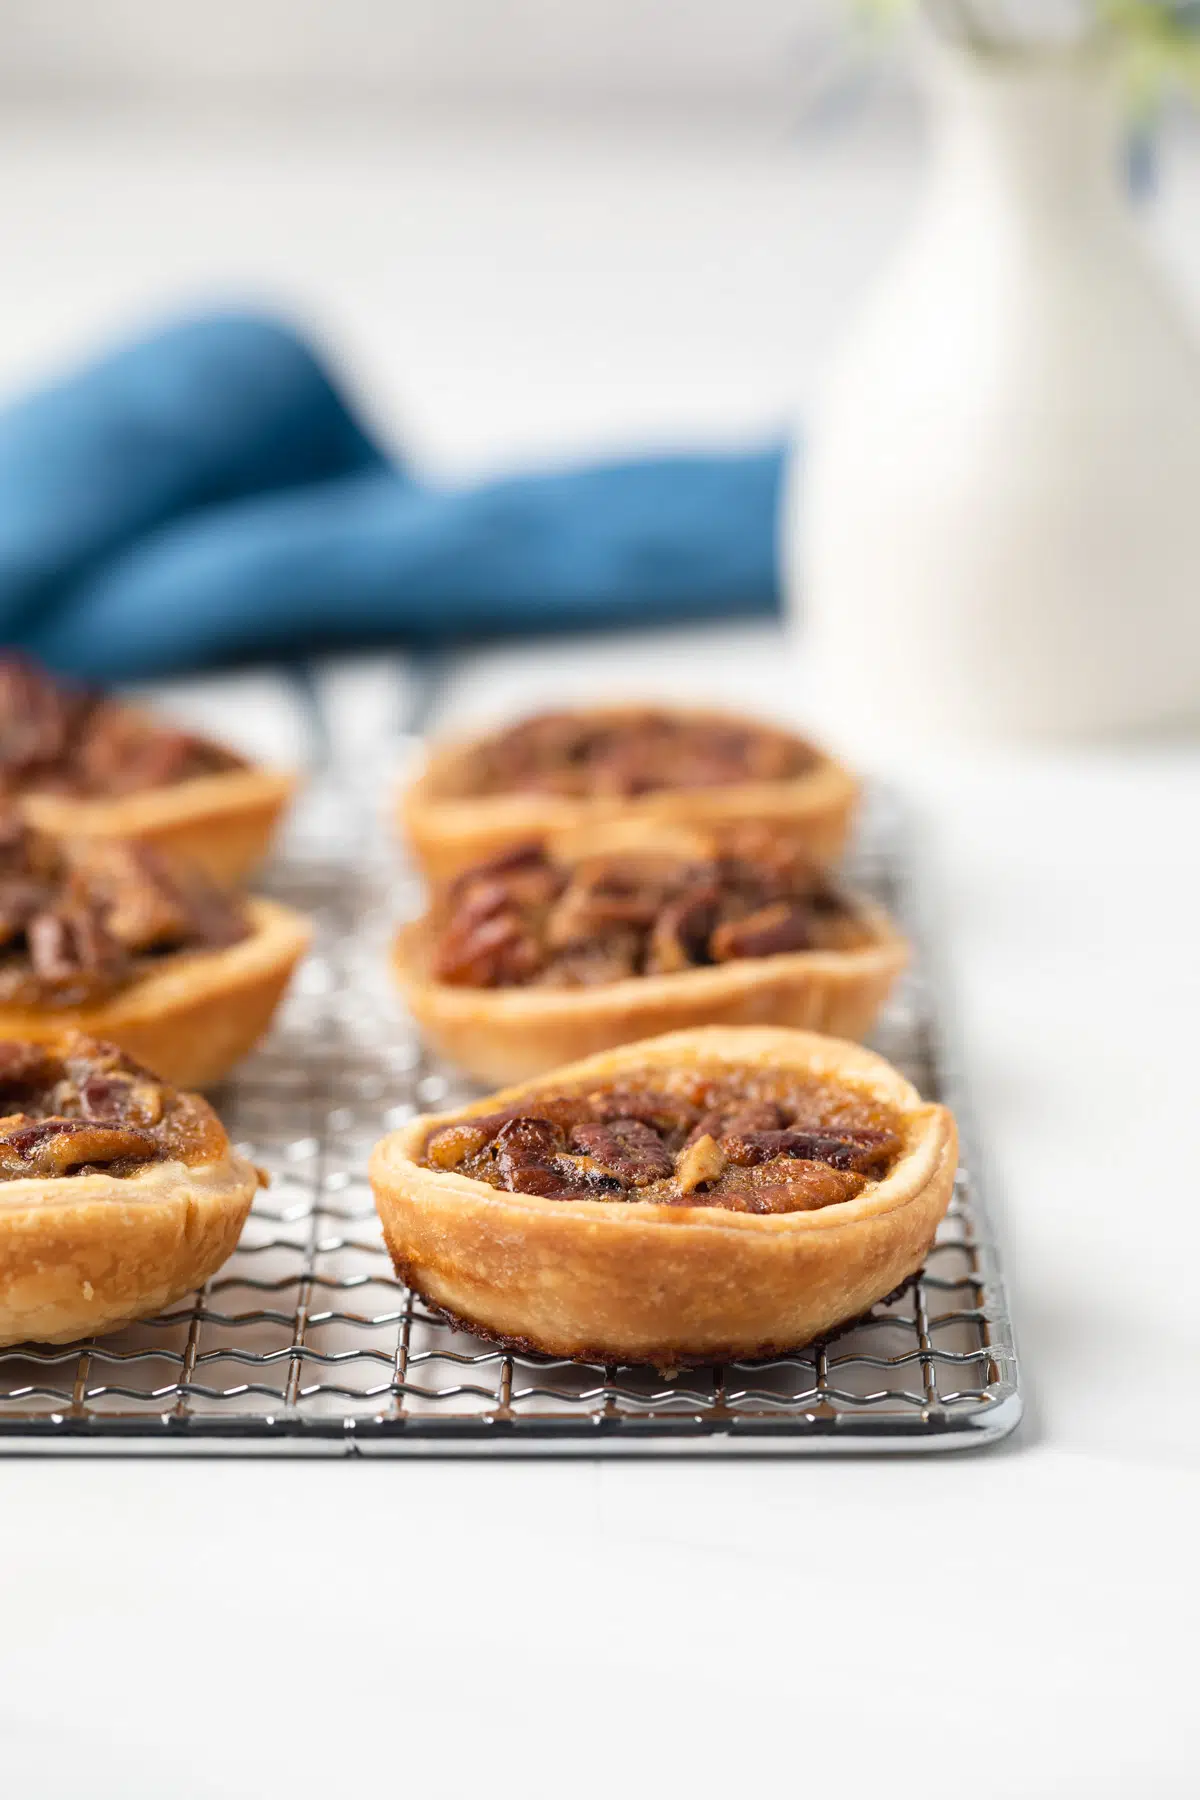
[0,110,1197,1800]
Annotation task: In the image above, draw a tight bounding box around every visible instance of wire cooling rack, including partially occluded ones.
[0,744,1021,1456]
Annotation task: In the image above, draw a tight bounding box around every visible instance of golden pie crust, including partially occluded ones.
[0,897,311,1088]
[369,1026,958,1368]
[0,1151,259,1346]
[393,896,907,1088]
[399,705,859,882]
[22,766,298,888]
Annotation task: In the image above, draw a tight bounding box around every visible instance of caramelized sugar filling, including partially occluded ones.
[421,1065,906,1215]
[456,709,816,800]
[0,814,248,1008]
[0,1034,228,1180]
[0,654,246,801]
[431,841,871,990]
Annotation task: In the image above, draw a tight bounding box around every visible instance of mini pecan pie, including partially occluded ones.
[393,829,906,1085]
[400,704,859,881]
[370,1026,957,1367]
[0,1033,260,1345]
[0,814,310,1087]
[0,654,296,886]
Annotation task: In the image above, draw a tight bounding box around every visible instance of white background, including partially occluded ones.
[0,0,851,111]
[0,10,1196,1796]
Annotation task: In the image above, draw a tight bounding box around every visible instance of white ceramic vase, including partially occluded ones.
[789,43,1200,748]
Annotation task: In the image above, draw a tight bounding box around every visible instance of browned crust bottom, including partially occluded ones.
[0,896,311,1088]
[22,767,298,887]
[393,1261,921,1371]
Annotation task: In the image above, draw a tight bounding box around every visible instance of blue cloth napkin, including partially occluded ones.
[0,312,783,679]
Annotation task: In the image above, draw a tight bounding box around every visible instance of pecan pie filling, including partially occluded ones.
[431,841,871,989]
[422,1067,905,1215]
[0,1035,226,1180]
[0,654,247,800]
[0,815,248,1008]
[458,709,816,800]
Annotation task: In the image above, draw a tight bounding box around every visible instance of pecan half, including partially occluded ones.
[24,901,128,1005]
[76,843,244,953]
[492,1117,571,1196]
[567,1119,674,1187]
[715,1161,866,1215]
[73,1070,165,1129]
[644,886,721,975]
[682,1101,784,1148]
[432,909,545,987]
[545,857,688,947]
[721,1127,901,1175]
[585,1086,700,1138]
[709,900,815,962]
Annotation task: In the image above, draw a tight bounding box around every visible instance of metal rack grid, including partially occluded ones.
[0,753,1021,1456]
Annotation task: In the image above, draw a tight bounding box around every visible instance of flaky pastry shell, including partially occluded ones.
[370,1026,958,1368]
[393,896,908,1087]
[399,705,859,882]
[0,1152,259,1346]
[22,766,298,888]
[0,898,311,1088]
